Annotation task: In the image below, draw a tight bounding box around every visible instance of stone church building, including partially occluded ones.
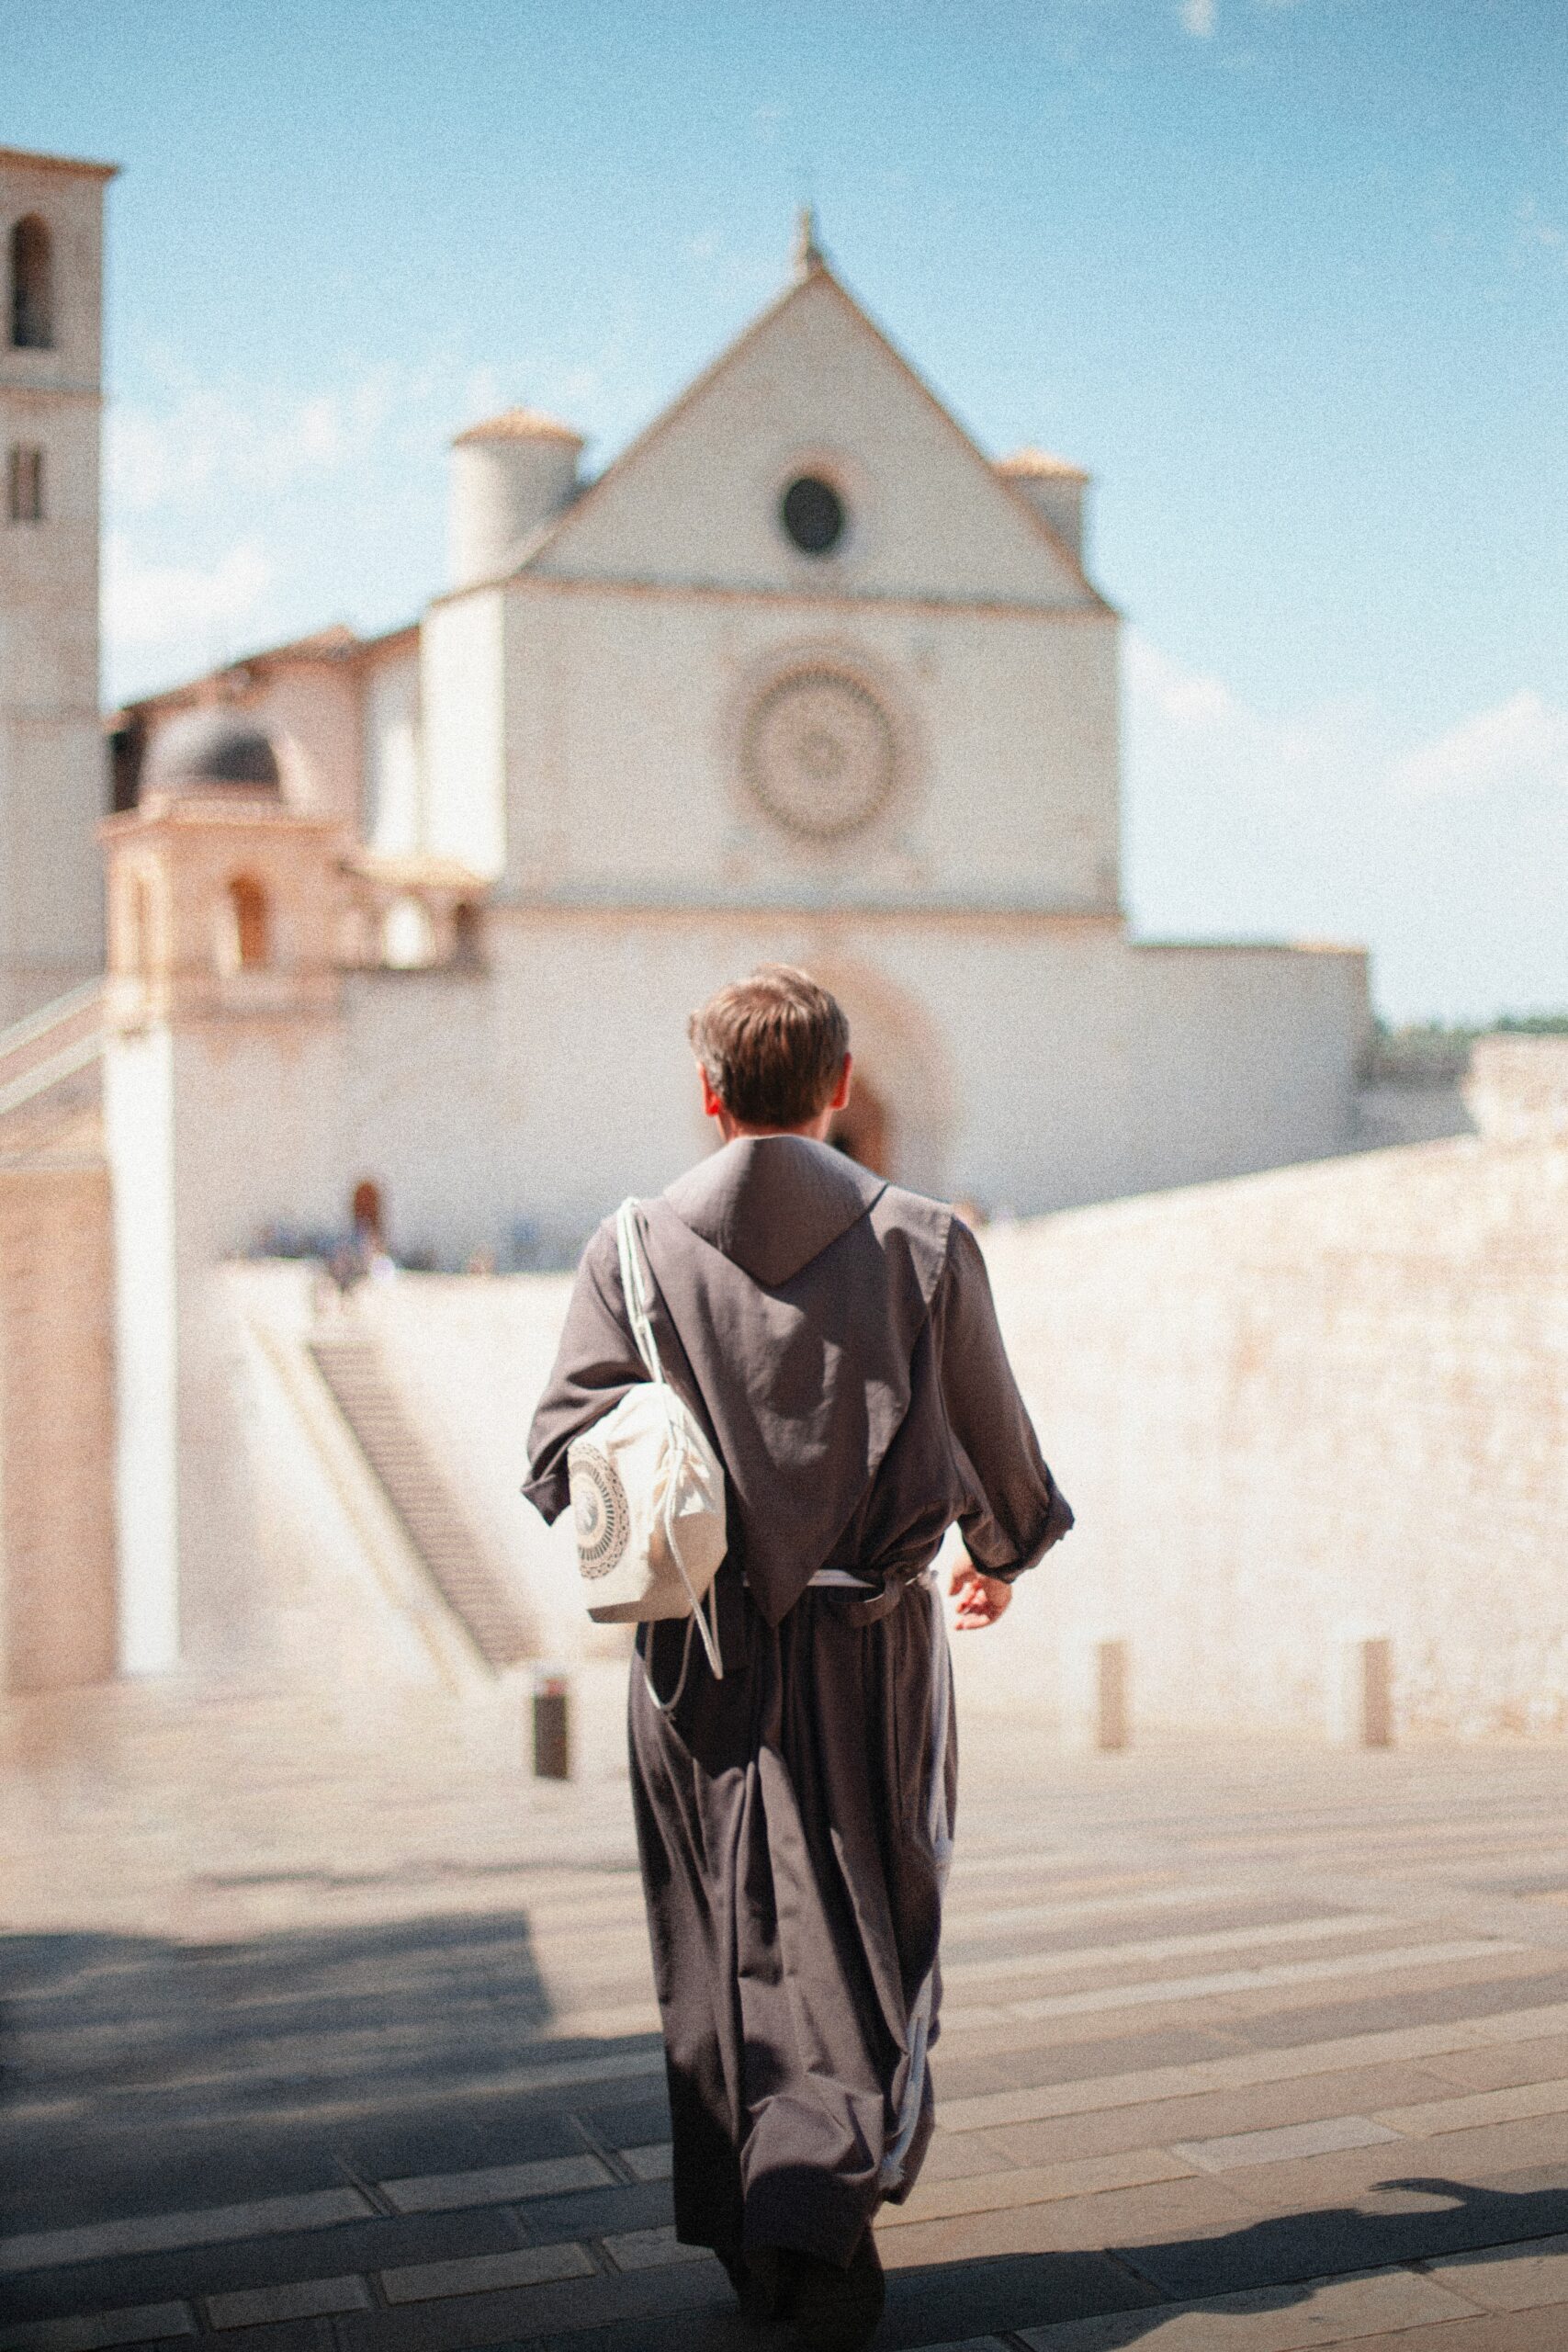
[107,209,1369,1248]
[2,149,1372,1690]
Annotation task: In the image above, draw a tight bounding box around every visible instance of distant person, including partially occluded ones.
[525,967,1071,2352]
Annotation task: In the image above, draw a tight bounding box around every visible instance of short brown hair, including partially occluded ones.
[688,966,850,1127]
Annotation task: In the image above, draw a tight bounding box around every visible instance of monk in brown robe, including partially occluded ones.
[525,967,1070,2352]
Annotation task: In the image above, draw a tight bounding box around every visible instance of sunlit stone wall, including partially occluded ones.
[987,1083,1568,1738]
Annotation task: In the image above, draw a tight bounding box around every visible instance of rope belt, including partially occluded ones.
[807,1566,926,1627]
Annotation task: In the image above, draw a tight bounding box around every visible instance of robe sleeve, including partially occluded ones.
[934,1215,1072,1580]
[522,1220,645,1525]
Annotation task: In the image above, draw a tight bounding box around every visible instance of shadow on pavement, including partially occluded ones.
[872,2173,1568,2348]
[0,1905,660,2237]
[8,1910,1568,2352]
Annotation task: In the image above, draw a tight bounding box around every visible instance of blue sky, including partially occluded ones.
[8,0,1567,1020]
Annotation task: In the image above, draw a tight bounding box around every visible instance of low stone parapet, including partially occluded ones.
[1464,1035,1568,1142]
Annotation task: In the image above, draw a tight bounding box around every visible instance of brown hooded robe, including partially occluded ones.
[525,1136,1070,2266]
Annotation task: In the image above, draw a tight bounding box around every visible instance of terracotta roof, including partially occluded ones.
[996,447,1089,481]
[452,407,584,447]
[111,620,419,722]
[0,144,118,182]
[347,851,489,892]
[251,623,361,661]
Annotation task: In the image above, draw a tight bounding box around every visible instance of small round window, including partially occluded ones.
[780,475,845,556]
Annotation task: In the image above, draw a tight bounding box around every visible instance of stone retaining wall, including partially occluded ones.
[986,1117,1568,1737]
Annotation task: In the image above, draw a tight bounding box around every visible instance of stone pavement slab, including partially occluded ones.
[880,2151,1199,2233]
[0,2206,541,2326]
[939,1912,1410,1991]
[377,2239,594,2301]
[1202,2114,1568,2215]
[1373,2076,1568,2138]
[0,2195,373,2278]
[880,2174,1259,2269]
[380,2153,614,2212]
[936,2022,1500,2137]
[1426,2228,1568,2312]
[876,2251,1168,2346]
[1013,2261,1479,2346]
[931,2024,1241,2099]
[1422,2030,1568,2091]
[1226,1967,1568,2052]
[329,2256,760,2348]
[951,1939,1527,2030]
[205,2277,371,2327]
[601,2225,717,2272]
[1292,2315,1568,2352]
[984,2060,1455,2169]
[1112,2176,1568,2303]
[1170,2116,1403,2173]
[0,2306,196,2352]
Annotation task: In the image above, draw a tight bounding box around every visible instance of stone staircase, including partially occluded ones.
[307,1329,533,1673]
[0,978,107,1122]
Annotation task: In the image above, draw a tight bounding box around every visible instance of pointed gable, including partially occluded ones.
[523,264,1107,612]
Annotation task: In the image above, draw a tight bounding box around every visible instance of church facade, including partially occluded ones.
[109,218,1369,1262]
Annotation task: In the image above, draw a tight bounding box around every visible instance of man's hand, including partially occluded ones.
[949,1558,1012,1632]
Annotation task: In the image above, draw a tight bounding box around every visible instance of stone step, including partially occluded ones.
[306,1333,531,1670]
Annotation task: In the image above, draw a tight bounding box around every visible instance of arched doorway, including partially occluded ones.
[829,1072,891,1177]
[451,899,483,968]
[226,875,270,970]
[806,952,956,1196]
[350,1179,385,1250]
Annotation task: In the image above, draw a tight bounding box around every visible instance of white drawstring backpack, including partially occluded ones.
[567,1199,727,1706]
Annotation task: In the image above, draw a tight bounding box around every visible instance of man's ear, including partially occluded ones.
[698,1061,726,1122]
[829,1053,852,1113]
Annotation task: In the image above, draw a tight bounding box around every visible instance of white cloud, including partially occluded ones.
[107,368,425,519]
[1180,0,1216,36]
[105,345,623,548]
[1123,631,1240,731]
[1516,196,1565,254]
[1124,632,1568,1020]
[105,530,274,656]
[1388,690,1568,800]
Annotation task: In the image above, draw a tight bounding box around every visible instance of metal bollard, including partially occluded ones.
[533,1671,573,1781]
[1094,1638,1131,1751]
[1062,1634,1131,1752]
[1333,1635,1394,1749]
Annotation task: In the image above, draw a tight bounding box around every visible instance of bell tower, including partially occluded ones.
[0,144,118,1027]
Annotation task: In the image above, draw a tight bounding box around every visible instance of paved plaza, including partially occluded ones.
[6,1666,1568,2351]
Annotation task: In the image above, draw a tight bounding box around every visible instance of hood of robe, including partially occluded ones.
[662,1134,887,1284]
[641,1135,951,1622]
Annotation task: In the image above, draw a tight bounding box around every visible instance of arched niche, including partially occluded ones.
[6,445,43,523]
[219,875,271,973]
[451,899,483,968]
[9,215,53,350]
